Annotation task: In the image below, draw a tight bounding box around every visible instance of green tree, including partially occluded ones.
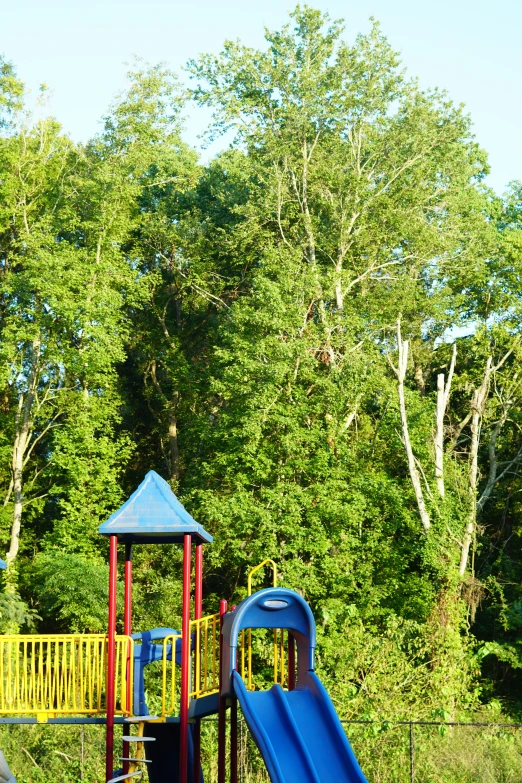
[0,64,182,580]
[0,55,23,130]
[182,5,499,716]
[0,115,80,586]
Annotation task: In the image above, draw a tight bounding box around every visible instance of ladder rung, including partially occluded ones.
[124,715,159,722]
[121,736,156,742]
[118,758,152,764]
[108,773,142,783]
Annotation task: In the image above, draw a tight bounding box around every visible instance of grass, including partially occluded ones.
[1,717,522,782]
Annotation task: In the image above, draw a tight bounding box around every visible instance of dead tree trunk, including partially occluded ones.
[435,344,457,498]
[390,321,431,532]
[459,357,492,577]
[168,391,180,484]
[458,346,520,576]
[6,336,40,586]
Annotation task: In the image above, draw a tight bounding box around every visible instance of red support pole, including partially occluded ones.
[122,543,133,775]
[195,544,203,622]
[230,693,238,783]
[193,544,204,783]
[180,534,192,783]
[288,632,296,691]
[124,543,133,637]
[230,603,238,783]
[217,599,228,783]
[105,535,118,782]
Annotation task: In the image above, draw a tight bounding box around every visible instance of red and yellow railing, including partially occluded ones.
[0,561,288,720]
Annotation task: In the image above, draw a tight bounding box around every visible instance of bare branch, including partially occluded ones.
[3,477,14,507]
[460,341,521,576]
[448,412,472,452]
[478,435,522,514]
[22,412,62,469]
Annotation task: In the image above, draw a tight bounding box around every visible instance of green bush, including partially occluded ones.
[25,552,122,633]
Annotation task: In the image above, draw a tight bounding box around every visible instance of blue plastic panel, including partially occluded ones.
[221,588,316,694]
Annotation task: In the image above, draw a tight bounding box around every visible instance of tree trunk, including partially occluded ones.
[5,336,40,587]
[459,357,492,577]
[414,364,426,394]
[435,373,445,497]
[7,427,25,587]
[435,344,457,498]
[393,322,431,532]
[335,254,344,312]
[168,392,180,484]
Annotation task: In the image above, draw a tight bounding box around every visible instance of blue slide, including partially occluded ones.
[222,588,368,783]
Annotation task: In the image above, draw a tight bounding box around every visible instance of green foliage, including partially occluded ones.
[26,553,121,633]
[0,591,39,633]
[0,724,107,783]
[0,12,522,783]
[0,55,23,129]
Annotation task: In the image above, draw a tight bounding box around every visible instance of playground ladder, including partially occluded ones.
[114,714,158,782]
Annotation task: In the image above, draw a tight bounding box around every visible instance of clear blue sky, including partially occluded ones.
[2,0,520,194]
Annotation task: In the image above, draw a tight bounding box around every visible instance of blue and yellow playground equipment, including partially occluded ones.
[0,471,368,783]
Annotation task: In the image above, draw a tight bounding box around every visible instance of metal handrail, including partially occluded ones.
[244,560,285,691]
[160,633,182,716]
[190,613,220,699]
[0,634,133,717]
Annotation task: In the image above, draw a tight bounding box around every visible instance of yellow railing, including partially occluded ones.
[243,560,285,691]
[160,633,182,717]
[0,634,133,717]
[240,625,286,691]
[158,559,287,711]
[247,559,278,597]
[190,613,220,699]
[188,561,284,702]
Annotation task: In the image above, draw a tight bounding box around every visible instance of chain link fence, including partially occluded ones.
[227,717,522,783]
[342,719,522,783]
[1,717,522,781]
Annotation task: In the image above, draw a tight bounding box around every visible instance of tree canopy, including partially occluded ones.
[2,8,522,762]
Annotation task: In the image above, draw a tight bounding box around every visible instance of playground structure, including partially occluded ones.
[0,470,367,783]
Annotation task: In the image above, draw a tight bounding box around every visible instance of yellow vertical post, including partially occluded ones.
[246,560,278,690]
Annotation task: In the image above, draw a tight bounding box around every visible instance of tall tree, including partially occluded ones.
[0,55,23,130]
[0,63,188,577]
[0,115,80,584]
[181,6,502,714]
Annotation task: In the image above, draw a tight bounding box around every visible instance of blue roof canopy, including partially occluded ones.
[98,471,213,544]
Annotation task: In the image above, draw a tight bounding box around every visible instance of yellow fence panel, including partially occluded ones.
[190,614,220,699]
[239,626,287,692]
[0,635,133,716]
[243,560,285,691]
[188,560,286,702]
[159,633,182,717]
